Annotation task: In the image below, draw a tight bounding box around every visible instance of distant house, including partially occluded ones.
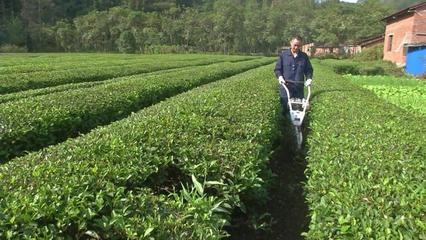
[302,43,360,57]
[382,2,426,75]
[302,43,340,56]
[302,43,315,56]
[342,45,361,55]
[315,45,341,55]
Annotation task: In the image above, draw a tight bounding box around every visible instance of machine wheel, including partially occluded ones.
[295,126,303,149]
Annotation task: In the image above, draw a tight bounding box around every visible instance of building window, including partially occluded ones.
[388,35,393,51]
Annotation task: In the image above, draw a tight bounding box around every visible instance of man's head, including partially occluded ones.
[290,35,303,54]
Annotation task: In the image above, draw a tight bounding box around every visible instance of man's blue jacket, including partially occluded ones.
[274,49,313,99]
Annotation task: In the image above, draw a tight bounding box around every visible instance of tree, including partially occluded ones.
[54,20,75,51]
[127,11,146,51]
[282,0,315,43]
[20,0,55,50]
[351,0,391,41]
[74,10,111,51]
[265,2,288,52]
[311,1,353,45]
[3,17,26,46]
[0,0,401,53]
[122,0,144,10]
[213,0,244,53]
[243,0,267,53]
[117,30,136,53]
[378,0,423,10]
[160,7,183,45]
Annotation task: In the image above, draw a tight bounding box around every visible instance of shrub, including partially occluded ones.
[359,66,385,75]
[143,44,187,54]
[323,59,404,76]
[0,44,27,53]
[333,63,360,75]
[315,53,340,60]
[353,43,384,61]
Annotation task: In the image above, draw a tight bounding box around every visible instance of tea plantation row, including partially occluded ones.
[304,63,425,239]
[0,65,217,104]
[0,54,255,94]
[0,64,280,239]
[0,58,274,162]
[1,53,423,239]
[0,53,254,74]
[346,75,426,117]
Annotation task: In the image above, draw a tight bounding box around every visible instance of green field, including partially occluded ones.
[0,54,424,239]
[346,74,426,117]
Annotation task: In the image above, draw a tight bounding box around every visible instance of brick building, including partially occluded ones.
[382,2,426,67]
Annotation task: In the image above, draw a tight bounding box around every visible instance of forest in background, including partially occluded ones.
[0,0,423,54]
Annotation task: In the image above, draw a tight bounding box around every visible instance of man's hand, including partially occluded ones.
[278,76,286,85]
[305,79,312,87]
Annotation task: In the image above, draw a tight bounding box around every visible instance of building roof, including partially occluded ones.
[405,42,426,47]
[382,2,426,23]
[303,42,341,48]
[357,34,384,46]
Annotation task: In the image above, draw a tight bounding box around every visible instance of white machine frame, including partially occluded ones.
[280,80,311,148]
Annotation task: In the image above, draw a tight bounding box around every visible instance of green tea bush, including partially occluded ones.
[0,80,105,104]
[346,75,426,117]
[304,64,426,239]
[0,64,280,239]
[0,54,252,74]
[0,66,210,104]
[0,58,273,162]
[0,56,256,94]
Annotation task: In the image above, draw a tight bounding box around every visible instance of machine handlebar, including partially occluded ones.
[283,79,304,84]
[279,80,311,112]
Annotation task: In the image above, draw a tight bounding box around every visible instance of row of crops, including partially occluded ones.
[346,75,426,117]
[0,54,256,94]
[0,57,273,162]
[0,53,254,72]
[0,54,280,238]
[0,53,424,239]
[304,62,425,239]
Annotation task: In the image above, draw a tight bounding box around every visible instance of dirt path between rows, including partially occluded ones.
[227,126,309,239]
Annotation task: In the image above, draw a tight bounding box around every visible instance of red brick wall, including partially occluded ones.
[302,43,315,56]
[383,5,426,66]
[412,6,426,44]
[383,15,414,66]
